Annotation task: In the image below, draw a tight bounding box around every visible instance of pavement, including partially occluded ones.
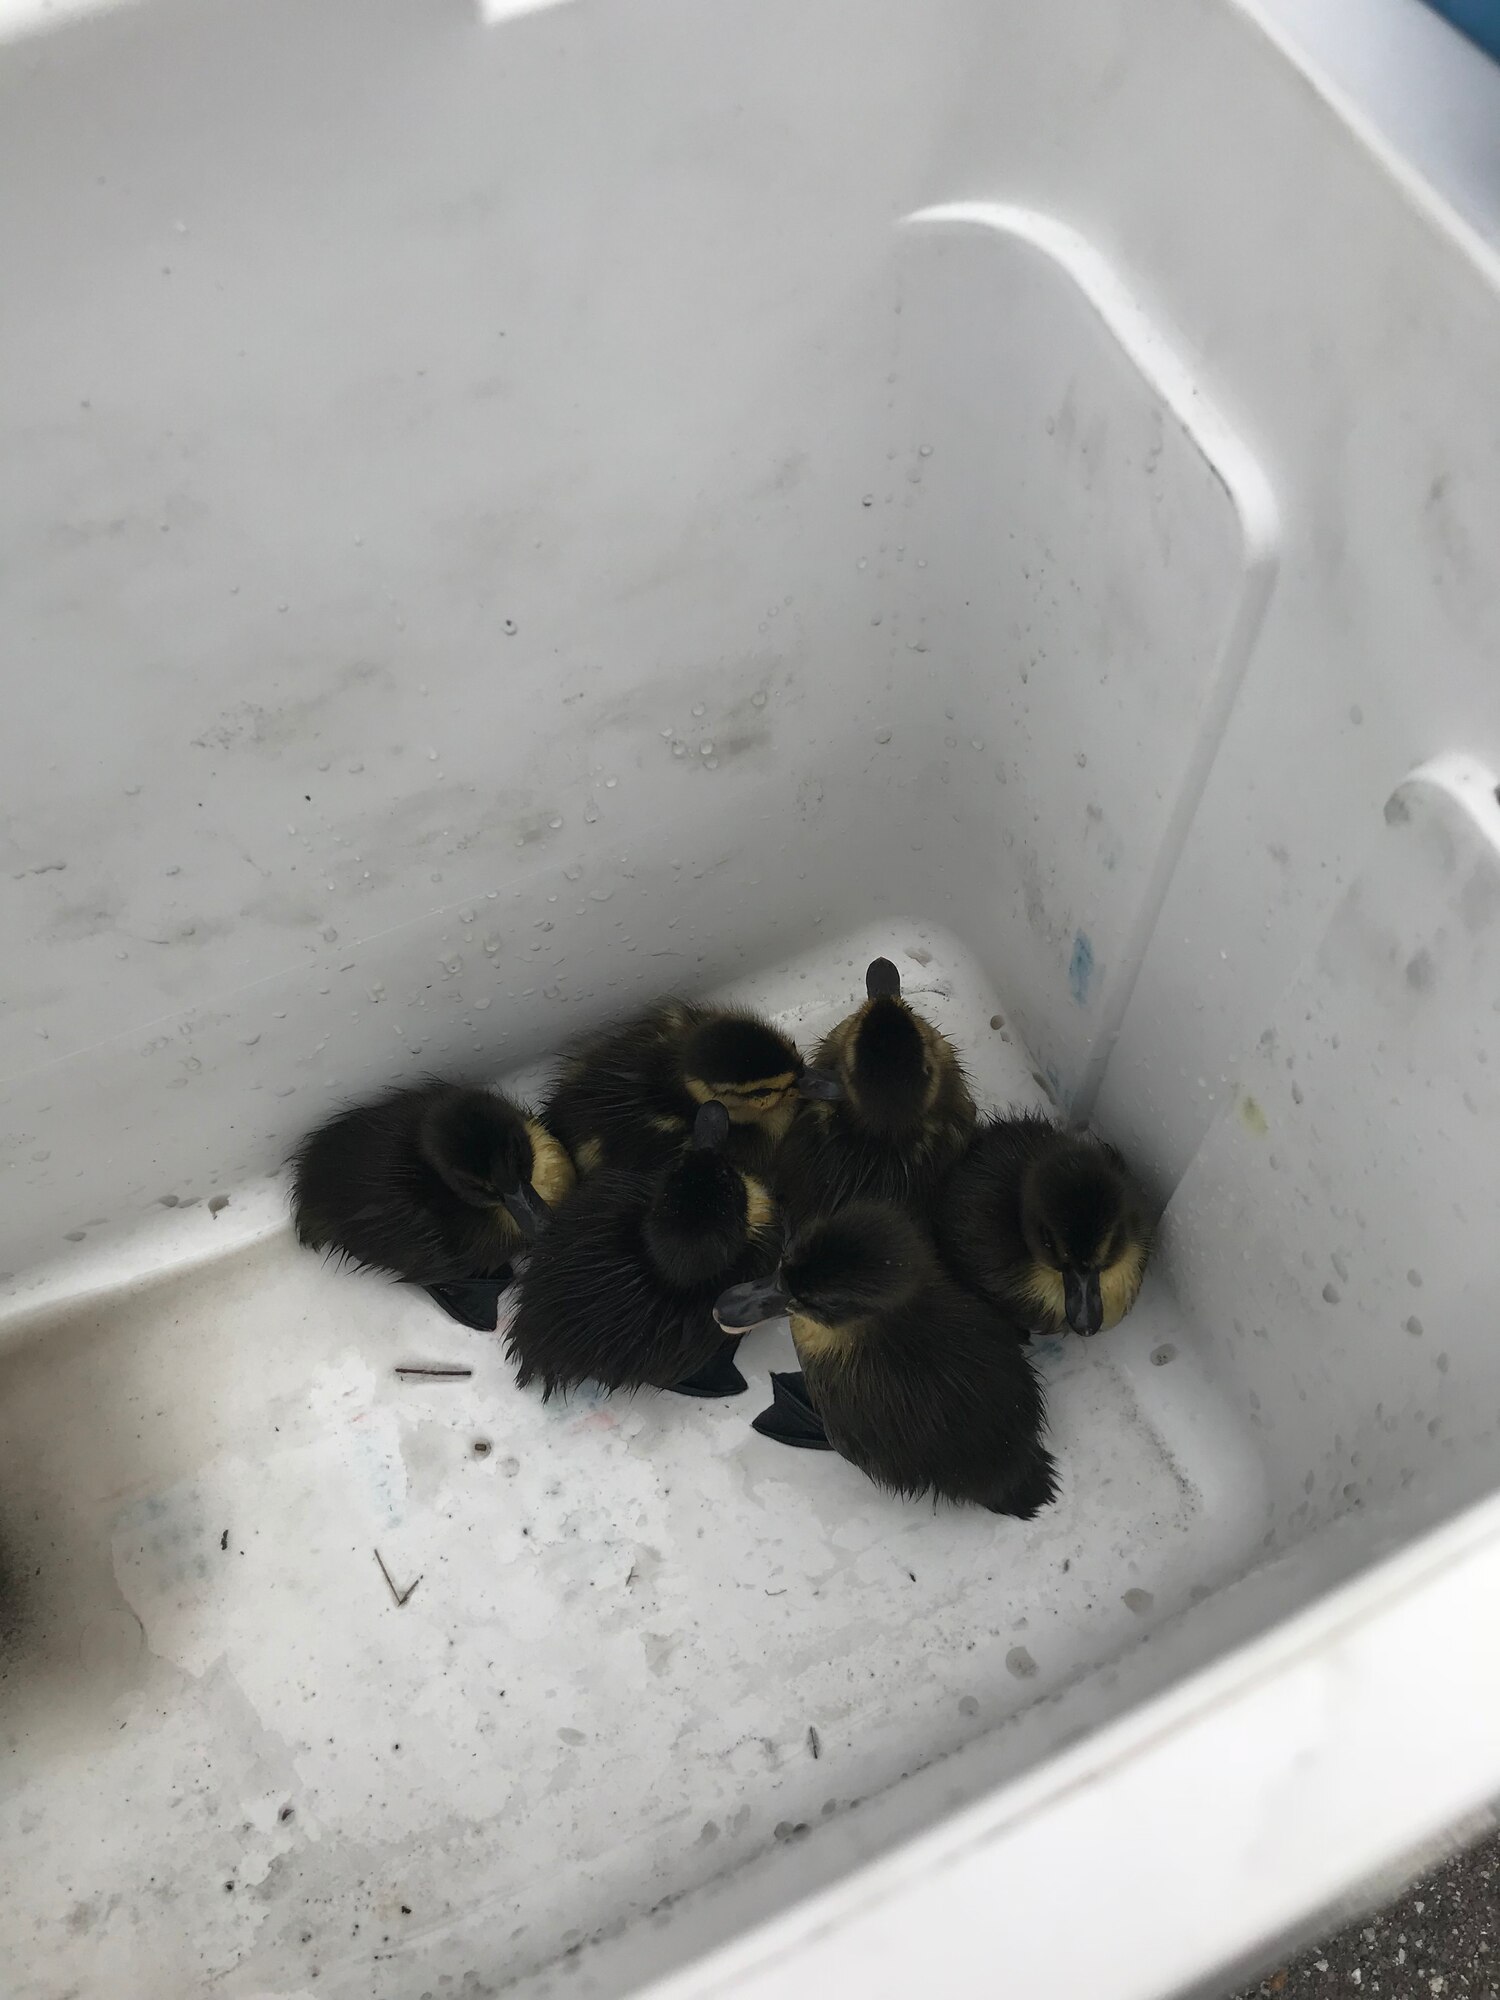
[1227,1822,1500,1999]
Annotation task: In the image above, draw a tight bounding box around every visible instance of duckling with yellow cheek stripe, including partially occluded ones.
[774,958,976,1228]
[715,1202,1057,1515]
[508,1102,780,1401]
[542,999,837,1182]
[934,1111,1153,1337]
[291,1082,575,1331]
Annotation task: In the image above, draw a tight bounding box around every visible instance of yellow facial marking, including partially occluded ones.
[687,1071,798,1126]
[741,1174,776,1238]
[790,1311,854,1368]
[649,1113,688,1135]
[525,1121,576,1210]
[1021,1264,1067,1331]
[575,1135,605,1175]
[1100,1240,1148,1330]
[759,1094,797,1146]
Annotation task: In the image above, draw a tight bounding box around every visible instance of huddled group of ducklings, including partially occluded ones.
[291,958,1152,1517]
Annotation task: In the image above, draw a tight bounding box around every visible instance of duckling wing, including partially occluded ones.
[506,1173,729,1397]
[773,1110,880,1225]
[540,1006,697,1172]
[931,1116,1047,1312]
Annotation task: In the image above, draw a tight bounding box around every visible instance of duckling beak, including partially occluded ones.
[796,1068,843,1102]
[1063,1268,1104,1337]
[714,1276,792,1331]
[502,1181,550,1243]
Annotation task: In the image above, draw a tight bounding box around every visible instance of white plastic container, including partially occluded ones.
[4,3,1500,1997]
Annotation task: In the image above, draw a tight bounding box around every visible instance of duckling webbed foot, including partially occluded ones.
[751,1370,832,1450]
[668,1338,748,1399]
[423,1275,512,1332]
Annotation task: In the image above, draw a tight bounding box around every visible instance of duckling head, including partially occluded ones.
[714,1200,927,1333]
[644,1102,775,1288]
[417,1090,551,1241]
[1020,1134,1150,1336]
[680,1012,839,1136]
[823,958,954,1136]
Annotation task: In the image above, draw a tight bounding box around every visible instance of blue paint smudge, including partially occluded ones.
[1068,931,1095,1006]
[1027,1333,1068,1379]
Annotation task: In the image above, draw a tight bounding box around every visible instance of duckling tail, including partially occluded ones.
[982,1444,1059,1519]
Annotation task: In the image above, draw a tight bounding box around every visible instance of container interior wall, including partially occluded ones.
[0,0,968,1287]
[6,0,1500,1288]
[3,0,1500,1993]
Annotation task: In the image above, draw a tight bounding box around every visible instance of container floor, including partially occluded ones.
[0,925,1267,2000]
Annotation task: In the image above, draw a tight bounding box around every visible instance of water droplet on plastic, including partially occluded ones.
[874,729,892,744]
[752,691,768,709]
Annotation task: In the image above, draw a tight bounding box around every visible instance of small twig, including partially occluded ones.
[807,1726,821,1760]
[374,1548,420,1607]
[394,1364,473,1380]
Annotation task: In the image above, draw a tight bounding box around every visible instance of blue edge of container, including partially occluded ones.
[1425,0,1500,61]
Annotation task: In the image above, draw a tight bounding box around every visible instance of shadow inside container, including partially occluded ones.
[0,1292,184,1738]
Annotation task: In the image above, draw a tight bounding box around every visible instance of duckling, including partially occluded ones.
[774,958,976,1227]
[933,1111,1152,1337]
[290,1082,575,1331]
[715,1201,1056,1515]
[507,1101,779,1400]
[541,998,837,1181]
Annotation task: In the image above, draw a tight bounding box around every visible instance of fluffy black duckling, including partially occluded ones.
[715,1201,1056,1516]
[507,1100,780,1401]
[541,998,837,1180]
[933,1111,1152,1337]
[774,958,976,1227]
[291,1082,575,1331]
